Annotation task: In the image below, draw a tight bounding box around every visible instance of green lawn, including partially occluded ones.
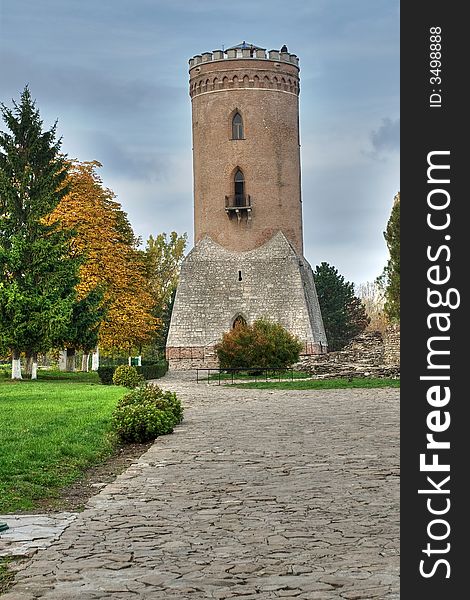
[234,377,400,390]
[32,369,100,383]
[0,368,99,384]
[0,377,125,512]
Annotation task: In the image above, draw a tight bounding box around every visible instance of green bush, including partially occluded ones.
[112,365,144,388]
[97,362,168,385]
[117,384,183,426]
[215,318,302,370]
[112,383,183,443]
[136,362,168,380]
[97,366,115,385]
[112,402,175,443]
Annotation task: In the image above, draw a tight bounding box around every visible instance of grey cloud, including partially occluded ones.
[78,131,167,181]
[301,160,397,282]
[369,117,400,155]
[0,50,180,122]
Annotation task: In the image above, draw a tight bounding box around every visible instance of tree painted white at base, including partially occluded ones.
[12,358,22,379]
[91,348,99,371]
[58,350,67,372]
[31,361,38,380]
[82,353,90,372]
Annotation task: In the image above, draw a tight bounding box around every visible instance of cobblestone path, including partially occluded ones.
[4,375,399,599]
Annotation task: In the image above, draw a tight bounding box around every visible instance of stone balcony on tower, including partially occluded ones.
[224,194,252,222]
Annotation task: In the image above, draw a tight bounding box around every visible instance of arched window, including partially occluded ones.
[233,315,247,328]
[232,112,244,139]
[234,169,244,205]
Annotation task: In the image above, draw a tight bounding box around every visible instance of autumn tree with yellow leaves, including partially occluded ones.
[46,161,159,365]
[144,231,187,356]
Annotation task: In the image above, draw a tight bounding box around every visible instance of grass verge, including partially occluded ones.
[0,379,125,513]
[234,377,400,390]
[0,368,99,384]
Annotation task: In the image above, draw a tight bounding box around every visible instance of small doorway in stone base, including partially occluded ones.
[232,314,247,329]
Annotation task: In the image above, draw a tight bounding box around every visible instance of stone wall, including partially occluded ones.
[299,329,400,379]
[166,232,327,370]
[383,324,400,368]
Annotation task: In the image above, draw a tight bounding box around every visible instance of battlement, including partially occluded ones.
[189,47,299,70]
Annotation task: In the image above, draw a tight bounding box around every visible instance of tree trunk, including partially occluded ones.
[81,353,90,372]
[91,348,99,371]
[137,355,142,367]
[58,349,67,371]
[25,352,33,377]
[31,352,38,380]
[65,347,76,372]
[11,350,22,380]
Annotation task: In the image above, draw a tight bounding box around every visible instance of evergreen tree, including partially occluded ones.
[314,262,369,351]
[0,87,79,378]
[379,193,400,322]
[58,287,106,371]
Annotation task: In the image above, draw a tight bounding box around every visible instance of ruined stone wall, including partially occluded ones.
[298,330,400,379]
[383,324,400,368]
[166,233,327,369]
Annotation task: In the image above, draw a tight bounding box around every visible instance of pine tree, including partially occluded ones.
[58,287,106,372]
[313,262,369,351]
[0,87,79,378]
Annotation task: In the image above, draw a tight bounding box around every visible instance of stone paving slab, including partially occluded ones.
[3,374,399,599]
[0,514,78,558]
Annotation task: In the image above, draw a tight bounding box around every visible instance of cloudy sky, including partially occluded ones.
[0,0,399,285]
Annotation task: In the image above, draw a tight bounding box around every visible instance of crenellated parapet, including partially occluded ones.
[189,47,299,69]
[189,43,300,99]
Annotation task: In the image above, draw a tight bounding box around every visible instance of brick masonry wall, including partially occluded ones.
[166,233,327,370]
[190,57,304,255]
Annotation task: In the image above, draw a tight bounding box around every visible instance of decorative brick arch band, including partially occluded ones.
[190,72,299,98]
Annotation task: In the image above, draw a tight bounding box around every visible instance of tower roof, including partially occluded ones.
[225,41,266,51]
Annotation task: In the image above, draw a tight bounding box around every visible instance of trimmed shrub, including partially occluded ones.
[136,362,168,380]
[117,384,183,426]
[112,365,143,388]
[112,402,175,443]
[215,318,302,370]
[112,383,183,443]
[97,366,115,385]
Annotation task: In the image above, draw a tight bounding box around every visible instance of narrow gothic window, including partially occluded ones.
[234,169,244,205]
[232,112,244,139]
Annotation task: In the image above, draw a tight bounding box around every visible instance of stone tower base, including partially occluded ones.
[166,233,327,370]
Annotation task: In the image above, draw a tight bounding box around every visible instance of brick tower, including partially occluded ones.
[166,42,327,369]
